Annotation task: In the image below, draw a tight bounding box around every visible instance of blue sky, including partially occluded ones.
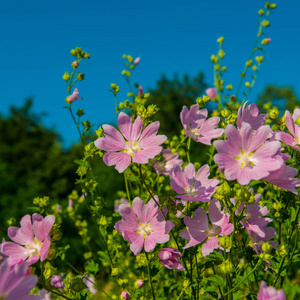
[1,0,299,146]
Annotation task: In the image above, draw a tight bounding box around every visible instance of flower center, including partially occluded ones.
[125,141,141,156]
[136,222,153,239]
[25,237,42,256]
[190,127,202,137]
[184,185,196,196]
[236,149,254,168]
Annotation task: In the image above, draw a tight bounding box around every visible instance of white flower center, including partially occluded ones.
[236,149,254,168]
[184,185,196,196]
[125,141,140,155]
[136,222,153,238]
[25,238,42,256]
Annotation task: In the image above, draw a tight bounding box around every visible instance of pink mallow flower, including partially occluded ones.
[152,148,183,176]
[0,260,40,300]
[138,85,143,96]
[179,199,233,256]
[237,102,266,130]
[115,196,174,255]
[158,248,185,271]
[94,112,167,173]
[233,191,273,238]
[67,88,82,103]
[51,275,65,289]
[83,275,98,295]
[257,281,286,300]
[180,105,224,145]
[276,108,300,152]
[121,292,130,300]
[206,88,217,100]
[1,214,55,266]
[214,122,284,185]
[170,163,220,202]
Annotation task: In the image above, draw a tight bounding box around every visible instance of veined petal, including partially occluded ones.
[123,231,144,255]
[118,113,143,143]
[94,125,126,151]
[132,146,163,164]
[8,215,34,245]
[132,197,158,225]
[137,121,167,148]
[202,237,220,256]
[103,152,131,173]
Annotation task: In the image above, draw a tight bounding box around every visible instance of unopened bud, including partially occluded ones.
[77,73,85,80]
[262,38,272,45]
[217,36,224,43]
[62,72,70,81]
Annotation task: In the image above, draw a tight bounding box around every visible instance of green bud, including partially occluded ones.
[269,108,279,119]
[221,109,230,118]
[111,268,119,276]
[77,73,85,80]
[76,108,84,117]
[258,9,264,15]
[276,245,289,257]
[177,203,184,211]
[83,53,90,59]
[219,260,234,274]
[70,49,77,56]
[272,202,282,211]
[217,181,231,197]
[262,242,272,253]
[71,278,87,292]
[62,72,70,81]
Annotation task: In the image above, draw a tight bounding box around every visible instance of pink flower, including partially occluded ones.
[264,164,300,194]
[83,275,97,295]
[214,123,283,185]
[237,102,266,130]
[136,280,144,288]
[152,149,183,176]
[121,292,130,300]
[0,261,40,300]
[73,61,79,68]
[51,275,65,289]
[138,85,143,96]
[133,57,140,65]
[276,109,300,152]
[206,88,217,100]
[1,214,55,266]
[115,196,174,255]
[180,105,224,145]
[257,281,286,300]
[158,248,185,271]
[170,163,219,202]
[67,88,82,103]
[114,198,130,213]
[94,112,167,173]
[179,199,233,256]
[249,227,278,255]
[233,191,273,238]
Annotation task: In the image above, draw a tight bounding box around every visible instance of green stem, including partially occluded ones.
[187,137,191,164]
[145,252,156,300]
[223,259,261,296]
[68,105,85,147]
[124,171,131,204]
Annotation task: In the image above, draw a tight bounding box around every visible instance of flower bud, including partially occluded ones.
[272,202,282,211]
[62,72,70,81]
[121,292,130,300]
[72,61,79,68]
[246,60,253,67]
[217,36,224,43]
[245,82,251,88]
[276,245,289,257]
[218,50,225,59]
[262,20,270,27]
[77,73,85,80]
[262,242,273,253]
[51,275,65,289]
[111,268,119,276]
[135,280,144,288]
[262,38,272,45]
[269,108,279,119]
[77,108,84,117]
[206,88,217,100]
[226,84,233,90]
[221,109,230,118]
[133,57,140,65]
[219,260,234,274]
[258,9,264,15]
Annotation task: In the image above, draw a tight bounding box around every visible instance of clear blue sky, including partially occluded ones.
[1,0,299,146]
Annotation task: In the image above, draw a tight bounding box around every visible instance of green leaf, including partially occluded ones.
[84,259,99,274]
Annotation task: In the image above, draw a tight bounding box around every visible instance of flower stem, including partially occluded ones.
[145,252,156,300]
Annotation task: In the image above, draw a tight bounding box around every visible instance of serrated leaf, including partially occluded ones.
[206,275,225,287]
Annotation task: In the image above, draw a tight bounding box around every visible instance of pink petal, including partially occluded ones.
[202,237,220,256]
[40,234,51,261]
[8,215,34,245]
[137,122,167,148]
[132,147,163,164]
[123,231,144,255]
[132,198,158,225]
[94,125,126,151]
[144,232,170,252]
[103,152,131,173]
[1,242,31,262]
[5,275,38,300]
[118,113,143,143]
